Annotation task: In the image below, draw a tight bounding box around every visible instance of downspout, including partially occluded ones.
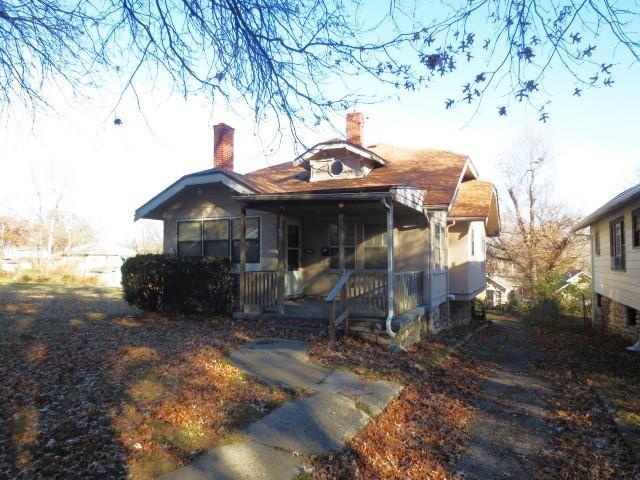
[383,197,396,338]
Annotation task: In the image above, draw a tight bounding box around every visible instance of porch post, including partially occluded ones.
[277,206,287,314]
[239,206,247,312]
[338,203,345,274]
[338,203,348,336]
[385,198,395,336]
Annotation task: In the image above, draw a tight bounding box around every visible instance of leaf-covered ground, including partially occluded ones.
[308,323,489,479]
[0,283,314,479]
[530,318,640,479]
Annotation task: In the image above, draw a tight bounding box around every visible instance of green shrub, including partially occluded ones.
[121,254,234,314]
[523,296,561,325]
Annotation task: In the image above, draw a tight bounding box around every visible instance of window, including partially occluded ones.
[232,217,260,263]
[610,217,625,270]
[288,224,300,271]
[627,306,637,326]
[177,217,260,263]
[633,210,640,248]
[330,160,344,176]
[329,223,356,269]
[203,219,229,257]
[363,224,388,270]
[177,221,202,256]
[596,294,602,308]
[594,230,601,256]
[434,224,446,271]
[471,228,475,257]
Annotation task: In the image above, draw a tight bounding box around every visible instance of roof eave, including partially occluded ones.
[135,170,257,221]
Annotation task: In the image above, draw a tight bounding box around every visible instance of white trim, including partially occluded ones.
[574,183,640,231]
[175,215,263,267]
[447,158,478,215]
[135,171,255,221]
[328,222,357,271]
[293,142,385,167]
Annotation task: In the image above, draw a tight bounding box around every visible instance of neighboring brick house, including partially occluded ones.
[574,184,640,339]
[136,113,501,347]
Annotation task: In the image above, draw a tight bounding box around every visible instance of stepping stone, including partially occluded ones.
[230,339,332,391]
[317,370,403,415]
[246,392,370,456]
[160,440,303,480]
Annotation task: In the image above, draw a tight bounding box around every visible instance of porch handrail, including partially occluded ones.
[394,270,424,315]
[325,270,353,303]
[326,271,352,343]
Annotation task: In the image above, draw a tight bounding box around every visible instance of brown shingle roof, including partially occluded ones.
[244,143,469,206]
[449,180,495,218]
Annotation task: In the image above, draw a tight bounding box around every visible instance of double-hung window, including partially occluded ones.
[177,221,202,256]
[363,224,388,270]
[177,217,260,263]
[434,224,446,271]
[633,210,640,248]
[329,223,356,269]
[594,230,601,256]
[610,217,625,270]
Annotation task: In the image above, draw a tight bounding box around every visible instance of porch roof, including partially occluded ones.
[233,187,425,214]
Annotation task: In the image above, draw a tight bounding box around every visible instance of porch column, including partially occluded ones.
[239,206,247,312]
[277,206,287,314]
[385,198,395,336]
[338,203,348,335]
[338,203,345,274]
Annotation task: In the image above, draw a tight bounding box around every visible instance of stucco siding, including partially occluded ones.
[591,197,640,311]
[448,220,486,297]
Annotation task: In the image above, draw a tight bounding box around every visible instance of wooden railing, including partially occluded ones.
[325,271,352,343]
[394,271,424,315]
[348,273,388,317]
[243,271,278,309]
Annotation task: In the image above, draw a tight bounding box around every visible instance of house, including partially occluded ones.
[478,275,515,308]
[61,242,137,286]
[574,183,640,338]
[554,270,591,294]
[135,113,501,346]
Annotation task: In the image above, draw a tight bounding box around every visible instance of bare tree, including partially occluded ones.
[489,131,589,298]
[1,0,638,127]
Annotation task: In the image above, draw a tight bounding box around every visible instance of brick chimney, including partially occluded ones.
[213,123,234,171]
[346,112,364,146]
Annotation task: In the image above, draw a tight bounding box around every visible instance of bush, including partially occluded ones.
[121,254,234,314]
[522,296,562,325]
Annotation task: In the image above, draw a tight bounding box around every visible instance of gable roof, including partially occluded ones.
[244,143,471,206]
[574,183,640,231]
[450,180,495,218]
[135,168,257,220]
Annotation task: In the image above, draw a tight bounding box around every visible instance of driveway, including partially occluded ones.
[454,316,557,478]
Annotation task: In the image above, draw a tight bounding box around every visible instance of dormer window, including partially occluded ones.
[330,160,344,176]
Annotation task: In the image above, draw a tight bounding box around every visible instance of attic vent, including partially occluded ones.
[330,160,344,176]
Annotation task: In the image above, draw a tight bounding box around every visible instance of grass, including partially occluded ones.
[0,282,294,479]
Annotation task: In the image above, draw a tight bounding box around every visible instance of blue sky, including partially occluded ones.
[0,5,638,244]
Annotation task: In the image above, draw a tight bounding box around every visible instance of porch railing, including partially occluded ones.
[325,271,351,343]
[394,271,424,315]
[242,271,278,309]
[347,273,388,317]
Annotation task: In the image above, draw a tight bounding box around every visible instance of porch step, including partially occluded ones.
[272,323,326,335]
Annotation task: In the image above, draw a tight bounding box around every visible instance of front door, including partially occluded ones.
[286,223,303,296]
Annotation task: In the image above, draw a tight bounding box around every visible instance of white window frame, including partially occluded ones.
[362,223,388,271]
[328,223,356,271]
[176,216,262,264]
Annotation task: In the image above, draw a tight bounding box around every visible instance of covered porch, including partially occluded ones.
[232,189,429,341]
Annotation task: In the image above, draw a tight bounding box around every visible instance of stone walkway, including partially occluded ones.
[162,338,401,480]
